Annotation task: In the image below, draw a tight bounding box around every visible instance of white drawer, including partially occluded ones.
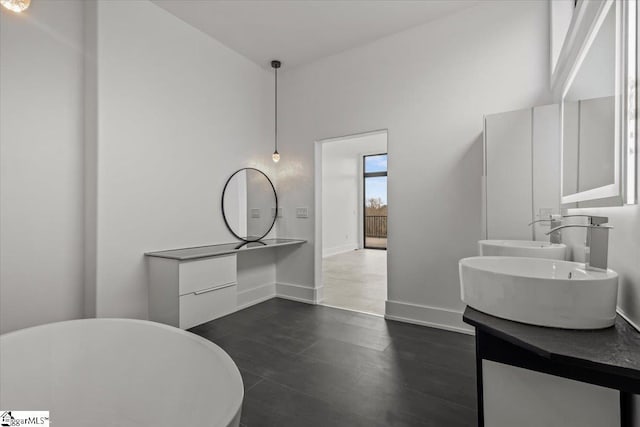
[179,282,237,329]
[179,255,236,296]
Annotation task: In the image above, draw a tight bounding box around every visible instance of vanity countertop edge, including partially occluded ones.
[144,238,307,261]
[463,306,640,383]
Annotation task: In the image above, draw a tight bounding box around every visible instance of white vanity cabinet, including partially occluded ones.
[148,254,238,329]
[146,238,306,330]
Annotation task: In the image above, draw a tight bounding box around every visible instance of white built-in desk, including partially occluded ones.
[145,238,305,329]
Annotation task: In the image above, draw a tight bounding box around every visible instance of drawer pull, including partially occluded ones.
[193,282,236,295]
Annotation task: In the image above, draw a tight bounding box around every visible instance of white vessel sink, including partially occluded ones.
[459,256,618,329]
[478,240,566,260]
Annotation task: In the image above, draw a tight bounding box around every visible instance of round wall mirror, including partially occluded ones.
[221,168,277,242]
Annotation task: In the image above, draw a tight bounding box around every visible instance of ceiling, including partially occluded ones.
[151,1,478,69]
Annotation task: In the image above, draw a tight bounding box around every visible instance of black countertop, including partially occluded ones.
[463,306,640,382]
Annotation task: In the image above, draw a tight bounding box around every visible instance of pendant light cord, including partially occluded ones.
[271,59,281,161]
[274,66,278,153]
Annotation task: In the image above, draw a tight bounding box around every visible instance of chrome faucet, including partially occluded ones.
[560,214,609,225]
[546,216,613,271]
[529,214,563,243]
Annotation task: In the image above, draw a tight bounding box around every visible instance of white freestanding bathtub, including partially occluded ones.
[0,319,243,427]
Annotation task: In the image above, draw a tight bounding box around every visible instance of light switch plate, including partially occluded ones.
[537,208,553,226]
[271,207,283,218]
[251,208,261,218]
[296,207,309,218]
[539,207,553,218]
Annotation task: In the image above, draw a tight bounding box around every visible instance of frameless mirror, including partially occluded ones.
[561,0,637,206]
[221,168,277,242]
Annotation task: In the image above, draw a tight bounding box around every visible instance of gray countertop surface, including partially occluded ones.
[463,306,640,382]
[145,238,306,260]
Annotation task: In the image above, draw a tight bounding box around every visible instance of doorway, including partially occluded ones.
[316,130,388,316]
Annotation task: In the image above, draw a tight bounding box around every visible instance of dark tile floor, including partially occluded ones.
[189,298,477,427]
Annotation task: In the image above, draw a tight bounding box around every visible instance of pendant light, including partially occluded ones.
[271,60,281,163]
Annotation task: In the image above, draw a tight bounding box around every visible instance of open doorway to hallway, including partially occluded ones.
[318,131,388,316]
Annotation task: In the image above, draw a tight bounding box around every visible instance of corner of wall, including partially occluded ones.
[83,0,99,318]
[276,282,320,304]
[385,300,474,335]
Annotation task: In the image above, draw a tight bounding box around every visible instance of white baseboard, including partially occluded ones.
[385,300,474,335]
[320,303,384,318]
[617,307,640,333]
[323,243,358,258]
[237,285,474,336]
[276,282,321,304]
[237,283,276,310]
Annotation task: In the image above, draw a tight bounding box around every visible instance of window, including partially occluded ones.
[363,154,387,249]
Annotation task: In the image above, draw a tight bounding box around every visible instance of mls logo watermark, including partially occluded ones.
[0,411,49,426]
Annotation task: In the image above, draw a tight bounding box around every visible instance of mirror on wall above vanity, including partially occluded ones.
[221,168,278,242]
[560,0,637,207]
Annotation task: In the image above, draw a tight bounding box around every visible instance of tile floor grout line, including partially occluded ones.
[250,364,474,423]
[247,376,413,426]
[245,377,265,392]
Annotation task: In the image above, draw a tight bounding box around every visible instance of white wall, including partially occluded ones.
[564,2,615,102]
[246,170,277,240]
[0,1,85,333]
[222,170,248,239]
[237,250,276,309]
[88,0,274,318]
[578,96,615,193]
[532,104,561,241]
[563,101,580,196]
[484,104,560,241]
[322,132,387,257]
[276,0,551,330]
[562,170,640,331]
[484,104,561,242]
[550,0,575,75]
[485,109,533,240]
